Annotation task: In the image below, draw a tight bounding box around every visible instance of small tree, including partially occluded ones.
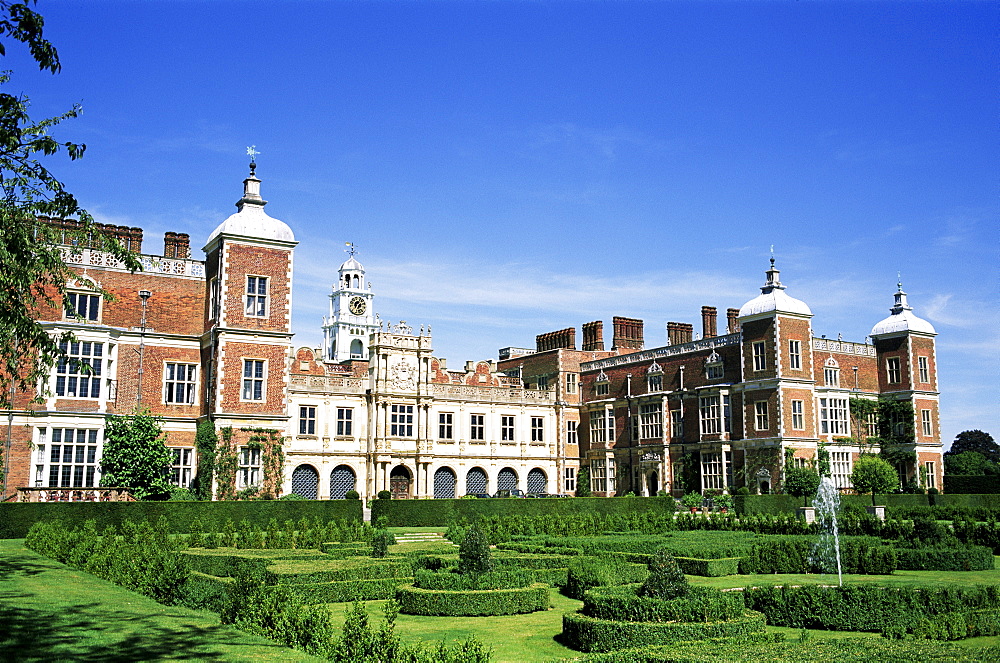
[458,523,492,575]
[784,466,822,507]
[99,410,173,500]
[638,549,689,600]
[850,455,898,507]
[575,466,591,497]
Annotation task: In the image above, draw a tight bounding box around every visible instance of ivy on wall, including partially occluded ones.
[215,426,237,501]
[241,427,285,500]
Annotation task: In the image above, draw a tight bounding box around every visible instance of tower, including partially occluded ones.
[322,245,378,362]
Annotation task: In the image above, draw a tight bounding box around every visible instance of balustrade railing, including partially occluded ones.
[16,486,134,502]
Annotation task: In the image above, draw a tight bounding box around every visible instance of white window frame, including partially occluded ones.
[647,373,662,392]
[671,409,683,440]
[241,359,266,401]
[566,420,578,446]
[699,395,721,435]
[209,277,221,320]
[501,415,516,442]
[299,405,317,435]
[66,291,101,322]
[245,275,268,317]
[706,362,724,380]
[918,356,929,383]
[54,340,104,399]
[170,447,195,488]
[531,416,544,443]
[337,407,353,437]
[237,446,261,488]
[824,366,840,388]
[924,461,936,489]
[830,451,852,489]
[591,459,607,493]
[788,340,801,370]
[391,404,414,437]
[164,362,197,405]
[921,409,933,437]
[639,402,662,440]
[589,409,610,445]
[819,397,850,435]
[470,413,485,442]
[887,357,901,384]
[42,427,101,487]
[438,412,453,440]
[701,452,723,491]
[791,399,805,430]
[754,401,769,431]
[566,373,578,394]
[564,467,576,492]
[596,381,609,396]
[752,341,766,371]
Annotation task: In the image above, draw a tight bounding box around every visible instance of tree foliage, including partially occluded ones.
[0,1,140,409]
[944,450,999,477]
[784,466,822,507]
[99,409,173,500]
[849,455,898,507]
[191,420,217,500]
[947,430,999,463]
[458,523,493,575]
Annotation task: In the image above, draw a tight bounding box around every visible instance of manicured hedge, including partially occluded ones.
[395,582,550,616]
[178,549,326,577]
[675,557,742,577]
[492,553,579,570]
[945,476,1000,494]
[582,585,746,623]
[413,568,533,590]
[564,556,649,599]
[734,493,1000,516]
[495,542,583,555]
[269,558,412,584]
[0,500,363,538]
[561,609,766,653]
[283,576,408,603]
[744,583,1000,632]
[893,545,995,572]
[372,497,675,527]
[533,567,568,587]
[180,571,232,611]
[737,536,896,575]
[905,608,1000,641]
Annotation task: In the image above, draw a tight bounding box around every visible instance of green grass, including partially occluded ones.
[0,539,320,663]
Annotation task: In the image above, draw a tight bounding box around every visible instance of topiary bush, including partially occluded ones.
[458,523,493,575]
[638,549,688,600]
[564,555,648,599]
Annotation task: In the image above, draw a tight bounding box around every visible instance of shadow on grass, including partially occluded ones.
[0,601,298,662]
[0,554,57,582]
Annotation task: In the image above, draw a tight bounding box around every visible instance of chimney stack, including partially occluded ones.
[582,321,605,351]
[611,316,644,352]
[536,327,576,352]
[727,308,740,334]
[701,306,718,339]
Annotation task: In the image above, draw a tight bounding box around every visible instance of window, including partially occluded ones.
[67,292,100,321]
[438,412,453,440]
[170,448,194,487]
[164,363,197,404]
[791,400,805,430]
[752,341,766,371]
[238,447,261,488]
[706,363,724,380]
[566,420,578,446]
[391,405,414,437]
[245,276,268,317]
[824,361,840,387]
[337,408,353,436]
[924,461,936,490]
[793,457,808,469]
[596,382,609,396]
[788,340,801,370]
[590,409,614,445]
[639,403,662,440]
[921,409,932,437]
[647,373,662,392]
[531,417,544,442]
[536,376,549,390]
[566,373,578,394]
[819,397,849,435]
[55,340,103,398]
[887,357,901,384]
[46,428,100,487]
[699,395,721,435]
[564,467,576,492]
[470,413,485,441]
[591,459,608,492]
[755,401,769,431]
[918,356,929,383]
[299,406,316,435]
[209,277,220,320]
[701,452,723,491]
[242,359,265,401]
[831,451,852,489]
[671,409,683,440]
[501,415,515,442]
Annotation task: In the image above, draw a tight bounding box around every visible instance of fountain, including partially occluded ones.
[810,477,842,586]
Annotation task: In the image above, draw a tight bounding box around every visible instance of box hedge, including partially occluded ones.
[282,576,408,603]
[944,476,1000,494]
[892,545,995,572]
[582,585,746,623]
[371,497,675,527]
[395,582,550,616]
[675,557,742,577]
[561,609,766,653]
[269,558,412,584]
[0,500,362,538]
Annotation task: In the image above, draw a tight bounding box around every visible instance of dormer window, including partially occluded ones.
[66,291,101,322]
[824,357,840,388]
[705,350,724,380]
[596,370,609,397]
[647,361,662,392]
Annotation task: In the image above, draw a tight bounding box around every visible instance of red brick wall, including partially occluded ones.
[219,342,288,415]
[910,336,938,392]
[781,387,815,438]
[875,336,910,392]
[741,318,777,380]
[776,316,812,380]
[110,343,205,417]
[221,243,291,333]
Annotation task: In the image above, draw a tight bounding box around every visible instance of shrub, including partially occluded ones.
[562,608,766,653]
[458,524,493,575]
[413,568,532,591]
[371,530,394,558]
[395,582,549,616]
[279,493,308,501]
[565,555,648,599]
[584,584,746,623]
[377,490,392,500]
[638,550,689,600]
[345,490,360,500]
[894,544,995,571]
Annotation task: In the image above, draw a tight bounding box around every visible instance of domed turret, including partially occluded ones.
[738,259,812,318]
[207,162,294,244]
[870,281,936,337]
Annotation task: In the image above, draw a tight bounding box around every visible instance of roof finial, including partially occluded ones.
[246,145,260,176]
[897,271,902,291]
[770,244,775,268]
[345,242,357,257]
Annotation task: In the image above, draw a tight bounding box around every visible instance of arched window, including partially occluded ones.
[497,467,518,491]
[526,468,546,494]
[465,467,488,494]
[433,467,457,498]
[353,274,360,288]
[350,339,364,358]
[329,465,356,499]
[344,274,351,288]
[291,464,318,499]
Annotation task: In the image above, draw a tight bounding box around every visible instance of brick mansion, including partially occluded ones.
[2,167,944,501]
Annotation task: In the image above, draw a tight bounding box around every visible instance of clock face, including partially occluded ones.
[348,296,367,316]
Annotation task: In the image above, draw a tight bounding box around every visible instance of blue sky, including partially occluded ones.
[8,1,998,448]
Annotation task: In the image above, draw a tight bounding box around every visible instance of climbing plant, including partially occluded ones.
[242,427,285,500]
[215,426,237,501]
[192,420,217,501]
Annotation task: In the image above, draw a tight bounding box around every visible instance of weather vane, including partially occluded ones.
[247,145,260,174]
[345,242,357,257]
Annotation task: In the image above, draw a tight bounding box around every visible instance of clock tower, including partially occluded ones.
[322,245,378,362]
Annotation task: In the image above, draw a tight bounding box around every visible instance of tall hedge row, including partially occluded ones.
[395,582,550,616]
[371,497,676,527]
[0,500,363,538]
[562,610,767,653]
[944,476,1000,494]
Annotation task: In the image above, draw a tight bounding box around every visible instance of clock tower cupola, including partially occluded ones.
[322,244,378,362]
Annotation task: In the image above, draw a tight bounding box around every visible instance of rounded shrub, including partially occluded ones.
[395,582,550,616]
[377,490,392,500]
[345,490,360,500]
[638,549,688,600]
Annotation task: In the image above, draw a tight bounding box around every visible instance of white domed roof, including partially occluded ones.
[207,168,294,244]
[340,255,364,272]
[870,284,936,336]
[738,260,812,318]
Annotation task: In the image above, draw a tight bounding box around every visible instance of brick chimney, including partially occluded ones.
[610,316,643,351]
[701,306,718,339]
[678,322,694,344]
[667,322,679,345]
[727,308,740,334]
[582,321,605,351]
[536,327,576,352]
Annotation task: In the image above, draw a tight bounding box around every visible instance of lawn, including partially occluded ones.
[0,539,320,663]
